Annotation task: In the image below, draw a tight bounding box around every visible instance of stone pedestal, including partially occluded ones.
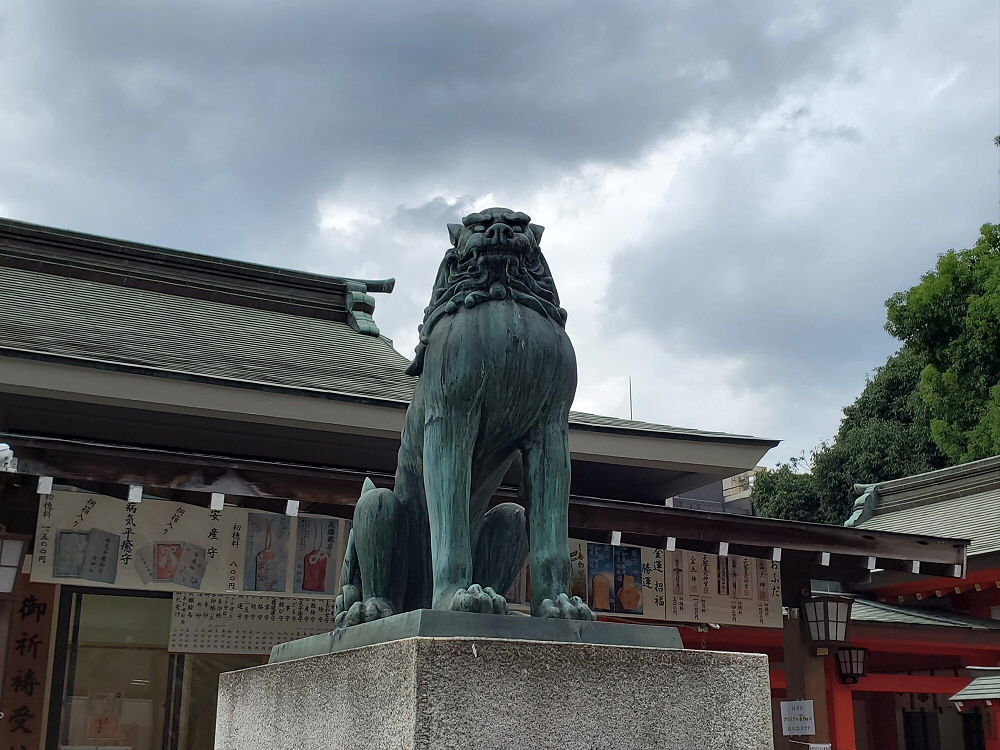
[216,617,773,750]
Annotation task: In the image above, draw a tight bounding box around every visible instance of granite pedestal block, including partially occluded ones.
[216,620,773,750]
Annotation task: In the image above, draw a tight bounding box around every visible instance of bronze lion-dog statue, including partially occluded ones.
[335,208,594,625]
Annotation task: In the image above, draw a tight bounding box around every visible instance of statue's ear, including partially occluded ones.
[529,223,544,245]
[447,223,463,246]
[362,477,376,494]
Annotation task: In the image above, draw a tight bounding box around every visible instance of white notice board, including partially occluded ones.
[780,700,816,736]
[169,592,339,654]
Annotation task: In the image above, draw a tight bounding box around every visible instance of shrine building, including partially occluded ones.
[0,216,993,750]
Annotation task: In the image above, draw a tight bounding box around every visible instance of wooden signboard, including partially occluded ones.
[568,539,783,628]
[0,576,56,749]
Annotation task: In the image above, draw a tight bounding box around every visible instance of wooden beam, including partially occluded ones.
[569,497,968,569]
[5,434,970,573]
[8,440,371,505]
[851,624,1000,654]
[872,567,1000,600]
[858,673,969,694]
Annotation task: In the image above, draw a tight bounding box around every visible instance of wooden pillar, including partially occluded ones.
[782,609,831,743]
[986,703,1000,750]
[826,655,857,750]
[868,692,899,749]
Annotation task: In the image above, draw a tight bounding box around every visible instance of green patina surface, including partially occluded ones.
[335,208,595,626]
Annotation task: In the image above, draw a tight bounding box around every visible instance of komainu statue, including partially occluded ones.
[335,208,594,625]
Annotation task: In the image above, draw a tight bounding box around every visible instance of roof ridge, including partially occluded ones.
[854,598,999,629]
[566,410,776,445]
[857,455,1000,498]
[0,216,394,335]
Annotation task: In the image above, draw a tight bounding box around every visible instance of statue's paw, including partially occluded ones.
[537,593,596,621]
[334,584,361,619]
[335,597,395,628]
[445,584,507,615]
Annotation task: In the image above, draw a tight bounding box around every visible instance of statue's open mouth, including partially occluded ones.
[473,246,520,264]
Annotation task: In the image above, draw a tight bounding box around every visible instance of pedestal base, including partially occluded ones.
[216,635,774,750]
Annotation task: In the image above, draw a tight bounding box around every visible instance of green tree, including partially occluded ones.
[754,224,1000,523]
[753,346,944,524]
[809,345,945,522]
[886,224,1000,462]
[751,456,820,523]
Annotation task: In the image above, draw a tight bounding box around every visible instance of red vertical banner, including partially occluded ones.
[0,577,56,749]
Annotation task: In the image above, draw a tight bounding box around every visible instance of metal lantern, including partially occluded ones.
[836,647,868,684]
[801,594,854,653]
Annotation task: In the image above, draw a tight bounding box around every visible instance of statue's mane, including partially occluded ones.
[405,237,567,377]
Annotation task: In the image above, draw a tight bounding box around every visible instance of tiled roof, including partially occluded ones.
[856,487,1000,556]
[0,265,414,403]
[0,264,774,445]
[951,669,1000,701]
[562,412,764,441]
[851,599,1000,630]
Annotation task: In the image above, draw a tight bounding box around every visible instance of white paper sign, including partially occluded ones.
[169,592,340,654]
[566,539,782,627]
[780,700,816,736]
[32,490,348,598]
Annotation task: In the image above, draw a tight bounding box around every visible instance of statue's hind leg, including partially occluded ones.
[472,502,528,605]
[337,482,410,627]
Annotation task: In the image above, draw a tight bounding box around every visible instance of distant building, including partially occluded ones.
[665,466,762,515]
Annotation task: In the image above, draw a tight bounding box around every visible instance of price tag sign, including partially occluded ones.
[780,699,816,736]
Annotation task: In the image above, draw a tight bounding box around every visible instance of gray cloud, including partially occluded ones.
[0,0,995,461]
[2,1,896,259]
[607,0,998,448]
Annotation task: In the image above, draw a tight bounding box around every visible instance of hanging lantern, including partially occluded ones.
[836,647,868,684]
[800,593,854,654]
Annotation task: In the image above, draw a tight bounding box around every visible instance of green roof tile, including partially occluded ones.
[851,599,1000,630]
[856,487,1000,556]
[0,264,775,445]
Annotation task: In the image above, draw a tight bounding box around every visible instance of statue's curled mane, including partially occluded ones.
[405,209,568,376]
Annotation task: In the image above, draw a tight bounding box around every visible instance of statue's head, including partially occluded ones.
[446,208,545,267]
[404,208,568,376]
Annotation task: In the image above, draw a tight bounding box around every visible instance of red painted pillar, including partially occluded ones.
[826,656,857,750]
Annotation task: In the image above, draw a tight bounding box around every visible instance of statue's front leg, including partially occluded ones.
[423,416,506,614]
[522,420,595,621]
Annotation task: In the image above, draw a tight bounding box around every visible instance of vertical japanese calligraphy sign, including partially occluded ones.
[0,576,56,749]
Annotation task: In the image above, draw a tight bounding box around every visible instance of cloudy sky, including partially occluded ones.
[2,1,997,462]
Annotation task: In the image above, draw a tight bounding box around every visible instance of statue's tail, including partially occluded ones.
[334,528,362,621]
[335,479,374,621]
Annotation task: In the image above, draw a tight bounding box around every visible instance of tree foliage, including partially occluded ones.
[753,224,1000,523]
[753,347,945,524]
[750,456,819,523]
[886,224,1000,462]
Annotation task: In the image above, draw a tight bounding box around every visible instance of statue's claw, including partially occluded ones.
[335,597,395,628]
[334,584,361,620]
[444,584,507,615]
[537,593,595,621]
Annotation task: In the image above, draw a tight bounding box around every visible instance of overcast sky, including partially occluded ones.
[2,1,997,463]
